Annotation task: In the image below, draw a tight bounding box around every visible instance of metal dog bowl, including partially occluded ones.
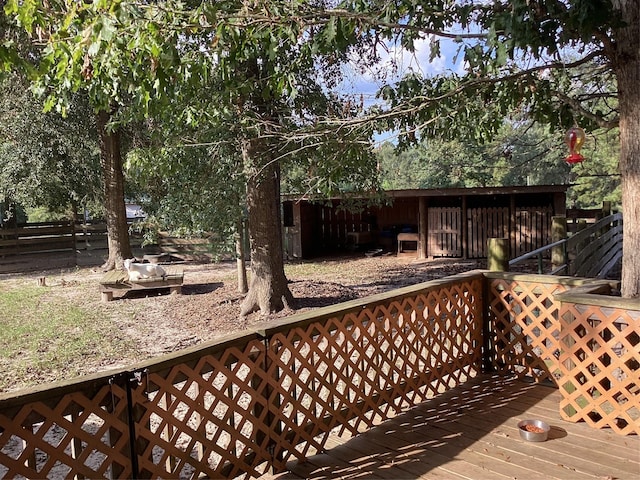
[517,419,550,442]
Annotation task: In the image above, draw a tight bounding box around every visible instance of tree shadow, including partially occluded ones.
[287,279,360,309]
[120,281,223,300]
[280,376,582,479]
[182,282,224,295]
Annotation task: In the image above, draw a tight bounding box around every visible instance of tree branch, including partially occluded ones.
[555,91,619,129]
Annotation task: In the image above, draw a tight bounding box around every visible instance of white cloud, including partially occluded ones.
[340,35,468,97]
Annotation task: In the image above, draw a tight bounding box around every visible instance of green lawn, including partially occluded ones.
[0,283,135,393]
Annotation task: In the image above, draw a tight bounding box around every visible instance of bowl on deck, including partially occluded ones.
[517,419,550,442]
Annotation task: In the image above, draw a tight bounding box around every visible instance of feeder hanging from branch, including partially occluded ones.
[565,126,586,165]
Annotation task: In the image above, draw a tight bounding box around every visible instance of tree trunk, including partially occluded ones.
[236,217,248,294]
[614,0,640,297]
[3,199,17,228]
[240,139,293,316]
[97,111,132,271]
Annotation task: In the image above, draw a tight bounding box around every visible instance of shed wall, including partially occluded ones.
[285,189,566,260]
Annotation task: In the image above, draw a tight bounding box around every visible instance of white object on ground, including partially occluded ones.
[123,258,166,281]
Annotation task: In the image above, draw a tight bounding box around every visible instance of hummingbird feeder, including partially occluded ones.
[565,126,586,165]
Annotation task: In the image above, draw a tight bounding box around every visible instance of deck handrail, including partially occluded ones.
[508,212,623,276]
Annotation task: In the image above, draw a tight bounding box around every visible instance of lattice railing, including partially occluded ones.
[486,274,570,384]
[485,273,639,435]
[262,278,484,471]
[557,299,640,435]
[1,270,637,480]
[0,272,485,479]
[0,374,132,479]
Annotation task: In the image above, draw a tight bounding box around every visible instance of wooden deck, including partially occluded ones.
[263,375,640,480]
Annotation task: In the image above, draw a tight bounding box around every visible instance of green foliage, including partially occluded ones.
[126,142,245,255]
[0,74,102,215]
[3,0,380,242]
[4,0,626,247]
[378,121,620,208]
[367,0,619,149]
[567,128,621,208]
[280,117,380,197]
[24,206,70,222]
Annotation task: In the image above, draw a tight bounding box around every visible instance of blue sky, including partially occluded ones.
[342,36,466,98]
[338,36,468,144]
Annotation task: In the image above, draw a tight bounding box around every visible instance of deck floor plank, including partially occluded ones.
[466,385,640,461]
[320,428,469,480]
[447,406,639,478]
[411,381,639,478]
[262,375,640,480]
[322,428,503,480]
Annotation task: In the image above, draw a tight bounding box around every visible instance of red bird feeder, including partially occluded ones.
[565,126,586,165]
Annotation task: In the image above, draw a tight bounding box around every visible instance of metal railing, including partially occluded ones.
[509,213,622,277]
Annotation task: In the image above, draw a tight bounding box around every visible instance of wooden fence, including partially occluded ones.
[0,221,76,256]
[513,206,553,257]
[428,207,462,257]
[465,207,509,258]
[0,271,637,479]
[0,222,212,269]
[312,204,556,259]
[317,206,372,250]
[426,206,552,259]
[566,206,608,233]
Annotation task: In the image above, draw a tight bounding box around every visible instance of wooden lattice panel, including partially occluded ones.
[0,273,488,479]
[265,277,484,472]
[558,303,640,435]
[0,381,132,479]
[487,278,567,383]
[131,339,272,479]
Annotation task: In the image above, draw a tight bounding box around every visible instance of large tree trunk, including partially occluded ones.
[614,0,640,297]
[2,199,17,228]
[240,139,293,316]
[97,111,132,271]
[235,217,248,294]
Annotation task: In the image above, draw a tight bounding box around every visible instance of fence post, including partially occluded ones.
[487,238,509,271]
[551,216,567,273]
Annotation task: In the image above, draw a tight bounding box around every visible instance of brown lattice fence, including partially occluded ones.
[1,271,638,479]
[0,272,485,479]
[485,272,639,436]
[556,293,640,435]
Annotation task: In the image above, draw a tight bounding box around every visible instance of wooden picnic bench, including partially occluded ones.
[99,265,184,302]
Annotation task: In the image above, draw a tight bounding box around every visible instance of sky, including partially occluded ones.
[342,36,466,100]
[338,36,468,145]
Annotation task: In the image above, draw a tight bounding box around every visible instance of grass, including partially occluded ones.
[0,282,135,393]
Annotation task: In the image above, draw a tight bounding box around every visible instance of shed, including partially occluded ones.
[282,185,567,260]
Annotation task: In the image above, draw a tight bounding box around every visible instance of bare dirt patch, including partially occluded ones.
[0,253,483,392]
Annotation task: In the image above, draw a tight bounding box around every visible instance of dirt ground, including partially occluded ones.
[0,250,484,390]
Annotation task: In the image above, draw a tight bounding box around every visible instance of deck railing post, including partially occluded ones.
[481,274,495,373]
[487,238,509,272]
[256,336,282,474]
